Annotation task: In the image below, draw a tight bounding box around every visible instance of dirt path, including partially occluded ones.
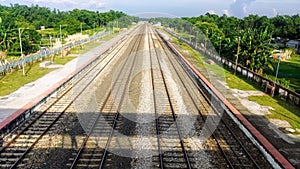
[230,88,300,144]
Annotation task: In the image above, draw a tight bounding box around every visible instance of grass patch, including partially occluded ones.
[0,63,54,96]
[171,37,206,68]
[225,70,262,91]
[0,55,77,96]
[71,33,119,54]
[268,56,300,93]
[48,56,76,65]
[249,95,300,130]
[205,63,262,91]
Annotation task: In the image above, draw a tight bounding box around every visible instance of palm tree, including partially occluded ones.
[240,27,274,74]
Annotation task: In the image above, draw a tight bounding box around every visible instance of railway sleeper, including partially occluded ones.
[76,158,102,163]
[0,156,28,162]
[0,152,24,157]
[164,162,189,169]
[12,139,36,144]
[71,153,103,158]
[23,131,44,135]
[163,157,187,163]
[74,164,101,168]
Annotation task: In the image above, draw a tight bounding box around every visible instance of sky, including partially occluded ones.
[0,0,299,18]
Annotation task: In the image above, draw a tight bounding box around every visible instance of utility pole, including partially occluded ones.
[117,19,119,30]
[195,31,198,49]
[60,24,63,58]
[94,22,96,34]
[18,28,25,76]
[219,37,222,56]
[275,53,281,81]
[204,29,208,55]
[234,36,241,75]
[81,23,83,35]
[49,35,52,47]
[189,26,192,42]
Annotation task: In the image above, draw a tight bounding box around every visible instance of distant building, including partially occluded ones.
[271,37,287,47]
[154,22,162,27]
[286,39,300,53]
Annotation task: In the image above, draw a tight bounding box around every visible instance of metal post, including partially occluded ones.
[94,22,96,34]
[219,37,222,56]
[108,22,110,33]
[275,56,281,81]
[234,36,241,75]
[49,35,52,47]
[81,23,82,35]
[189,27,191,42]
[18,28,25,76]
[195,31,198,49]
[117,19,119,30]
[204,29,208,55]
[60,25,63,58]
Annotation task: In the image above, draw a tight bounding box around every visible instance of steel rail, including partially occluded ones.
[148,30,164,169]
[155,29,262,168]
[0,26,136,169]
[69,25,145,169]
[151,27,192,169]
[98,26,145,169]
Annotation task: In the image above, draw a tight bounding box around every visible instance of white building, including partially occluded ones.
[286,39,300,53]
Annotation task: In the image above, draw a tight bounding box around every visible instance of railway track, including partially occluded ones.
[154,29,273,168]
[148,27,192,169]
[156,29,272,168]
[68,25,145,169]
[0,23,289,168]
[0,25,141,169]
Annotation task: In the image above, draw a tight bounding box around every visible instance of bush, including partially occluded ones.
[277,78,290,88]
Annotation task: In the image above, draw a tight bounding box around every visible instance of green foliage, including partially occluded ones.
[278,78,290,88]
[0,4,135,57]
[152,13,300,78]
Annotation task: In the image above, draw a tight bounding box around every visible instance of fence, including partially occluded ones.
[166,29,300,108]
[0,31,111,73]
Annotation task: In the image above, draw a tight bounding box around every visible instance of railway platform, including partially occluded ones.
[0,31,128,129]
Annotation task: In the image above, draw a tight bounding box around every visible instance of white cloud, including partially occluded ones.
[243,6,248,14]
[207,10,216,14]
[83,0,106,10]
[0,0,298,17]
[223,9,230,16]
[272,8,278,16]
[230,0,255,18]
[25,0,77,4]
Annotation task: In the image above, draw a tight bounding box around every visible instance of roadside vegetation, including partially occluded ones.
[0,4,138,69]
[171,35,300,131]
[172,36,263,91]
[266,55,300,93]
[150,14,300,93]
[0,4,138,96]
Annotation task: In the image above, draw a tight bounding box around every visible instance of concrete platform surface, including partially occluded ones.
[0,32,127,125]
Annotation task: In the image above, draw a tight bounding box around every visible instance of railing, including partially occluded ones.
[166,29,300,108]
[0,31,112,73]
